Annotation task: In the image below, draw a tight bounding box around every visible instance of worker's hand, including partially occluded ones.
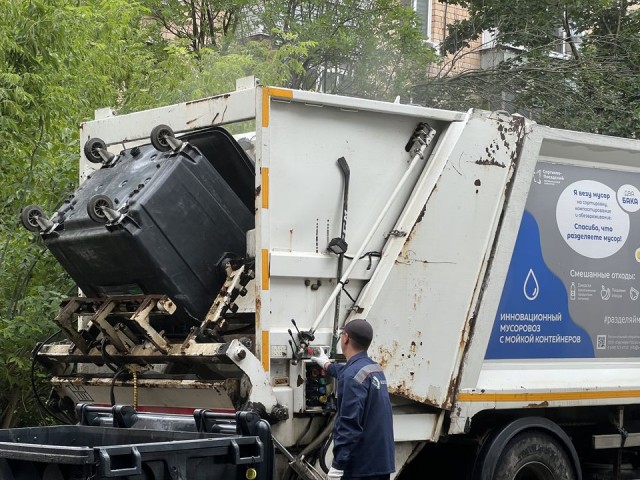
[310,347,330,370]
[327,467,343,480]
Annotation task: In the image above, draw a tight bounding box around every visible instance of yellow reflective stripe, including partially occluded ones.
[269,87,294,99]
[261,249,269,291]
[262,330,270,372]
[261,87,293,128]
[457,390,640,403]
[261,167,269,209]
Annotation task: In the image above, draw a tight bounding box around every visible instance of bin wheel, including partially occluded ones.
[20,205,45,232]
[84,137,108,164]
[150,124,175,152]
[87,195,113,223]
[494,431,576,480]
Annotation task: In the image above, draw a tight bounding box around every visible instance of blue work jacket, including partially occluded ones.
[327,351,395,477]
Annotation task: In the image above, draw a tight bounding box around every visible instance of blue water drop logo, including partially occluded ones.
[523,268,539,301]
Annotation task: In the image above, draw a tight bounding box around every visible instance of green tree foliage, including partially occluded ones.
[0,0,187,427]
[416,0,640,136]
[124,1,322,106]
[257,0,437,99]
[142,0,437,100]
[129,35,319,106]
[141,0,254,52]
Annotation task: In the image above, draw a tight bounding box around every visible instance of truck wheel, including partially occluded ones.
[20,204,45,232]
[150,124,175,152]
[494,431,576,480]
[84,137,107,163]
[87,194,113,223]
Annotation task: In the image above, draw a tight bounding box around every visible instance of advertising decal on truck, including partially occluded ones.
[487,161,640,358]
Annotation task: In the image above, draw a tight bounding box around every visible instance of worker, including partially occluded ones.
[311,319,395,480]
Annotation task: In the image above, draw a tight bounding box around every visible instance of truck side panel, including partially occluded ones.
[454,126,640,433]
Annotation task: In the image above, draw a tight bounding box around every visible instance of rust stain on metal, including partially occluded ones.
[510,116,524,130]
[156,379,211,389]
[406,188,436,244]
[186,93,230,106]
[444,150,526,408]
[390,380,410,397]
[476,158,506,168]
[401,242,414,259]
[475,119,528,168]
[526,400,549,408]
[409,341,417,354]
[415,205,427,224]
[446,373,459,407]
[182,94,230,125]
[376,342,397,369]
[389,381,440,407]
[510,116,527,163]
[71,377,234,391]
[211,109,224,125]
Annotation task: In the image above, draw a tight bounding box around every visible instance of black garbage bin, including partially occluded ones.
[43,126,254,326]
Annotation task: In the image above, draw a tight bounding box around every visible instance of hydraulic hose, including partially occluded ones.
[299,415,335,457]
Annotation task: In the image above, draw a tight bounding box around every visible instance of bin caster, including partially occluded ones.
[83,137,108,164]
[150,124,176,152]
[20,204,45,232]
[87,195,114,223]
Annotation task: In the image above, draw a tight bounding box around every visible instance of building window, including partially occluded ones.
[402,0,432,39]
[550,26,582,58]
[315,65,349,94]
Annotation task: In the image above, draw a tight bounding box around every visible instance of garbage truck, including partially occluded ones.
[9,79,640,479]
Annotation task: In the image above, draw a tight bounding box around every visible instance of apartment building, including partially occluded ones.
[403,0,483,75]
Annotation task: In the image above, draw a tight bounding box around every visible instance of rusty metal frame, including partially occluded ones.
[54,298,91,354]
[130,297,174,354]
[53,295,178,356]
[90,299,128,353]
[181,263,255,350]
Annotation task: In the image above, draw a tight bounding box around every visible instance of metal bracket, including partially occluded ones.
[54,295,176,356]
[224,339,285,421]
[405,122,437,159]
[129,297,175,354]
[91,299,129,353]
[54,299,92,354]
[182,262,255,350]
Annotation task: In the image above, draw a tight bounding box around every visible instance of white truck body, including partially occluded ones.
[38,83,640,479]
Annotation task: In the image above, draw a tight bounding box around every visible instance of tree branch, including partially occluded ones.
[562,8,580,61]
